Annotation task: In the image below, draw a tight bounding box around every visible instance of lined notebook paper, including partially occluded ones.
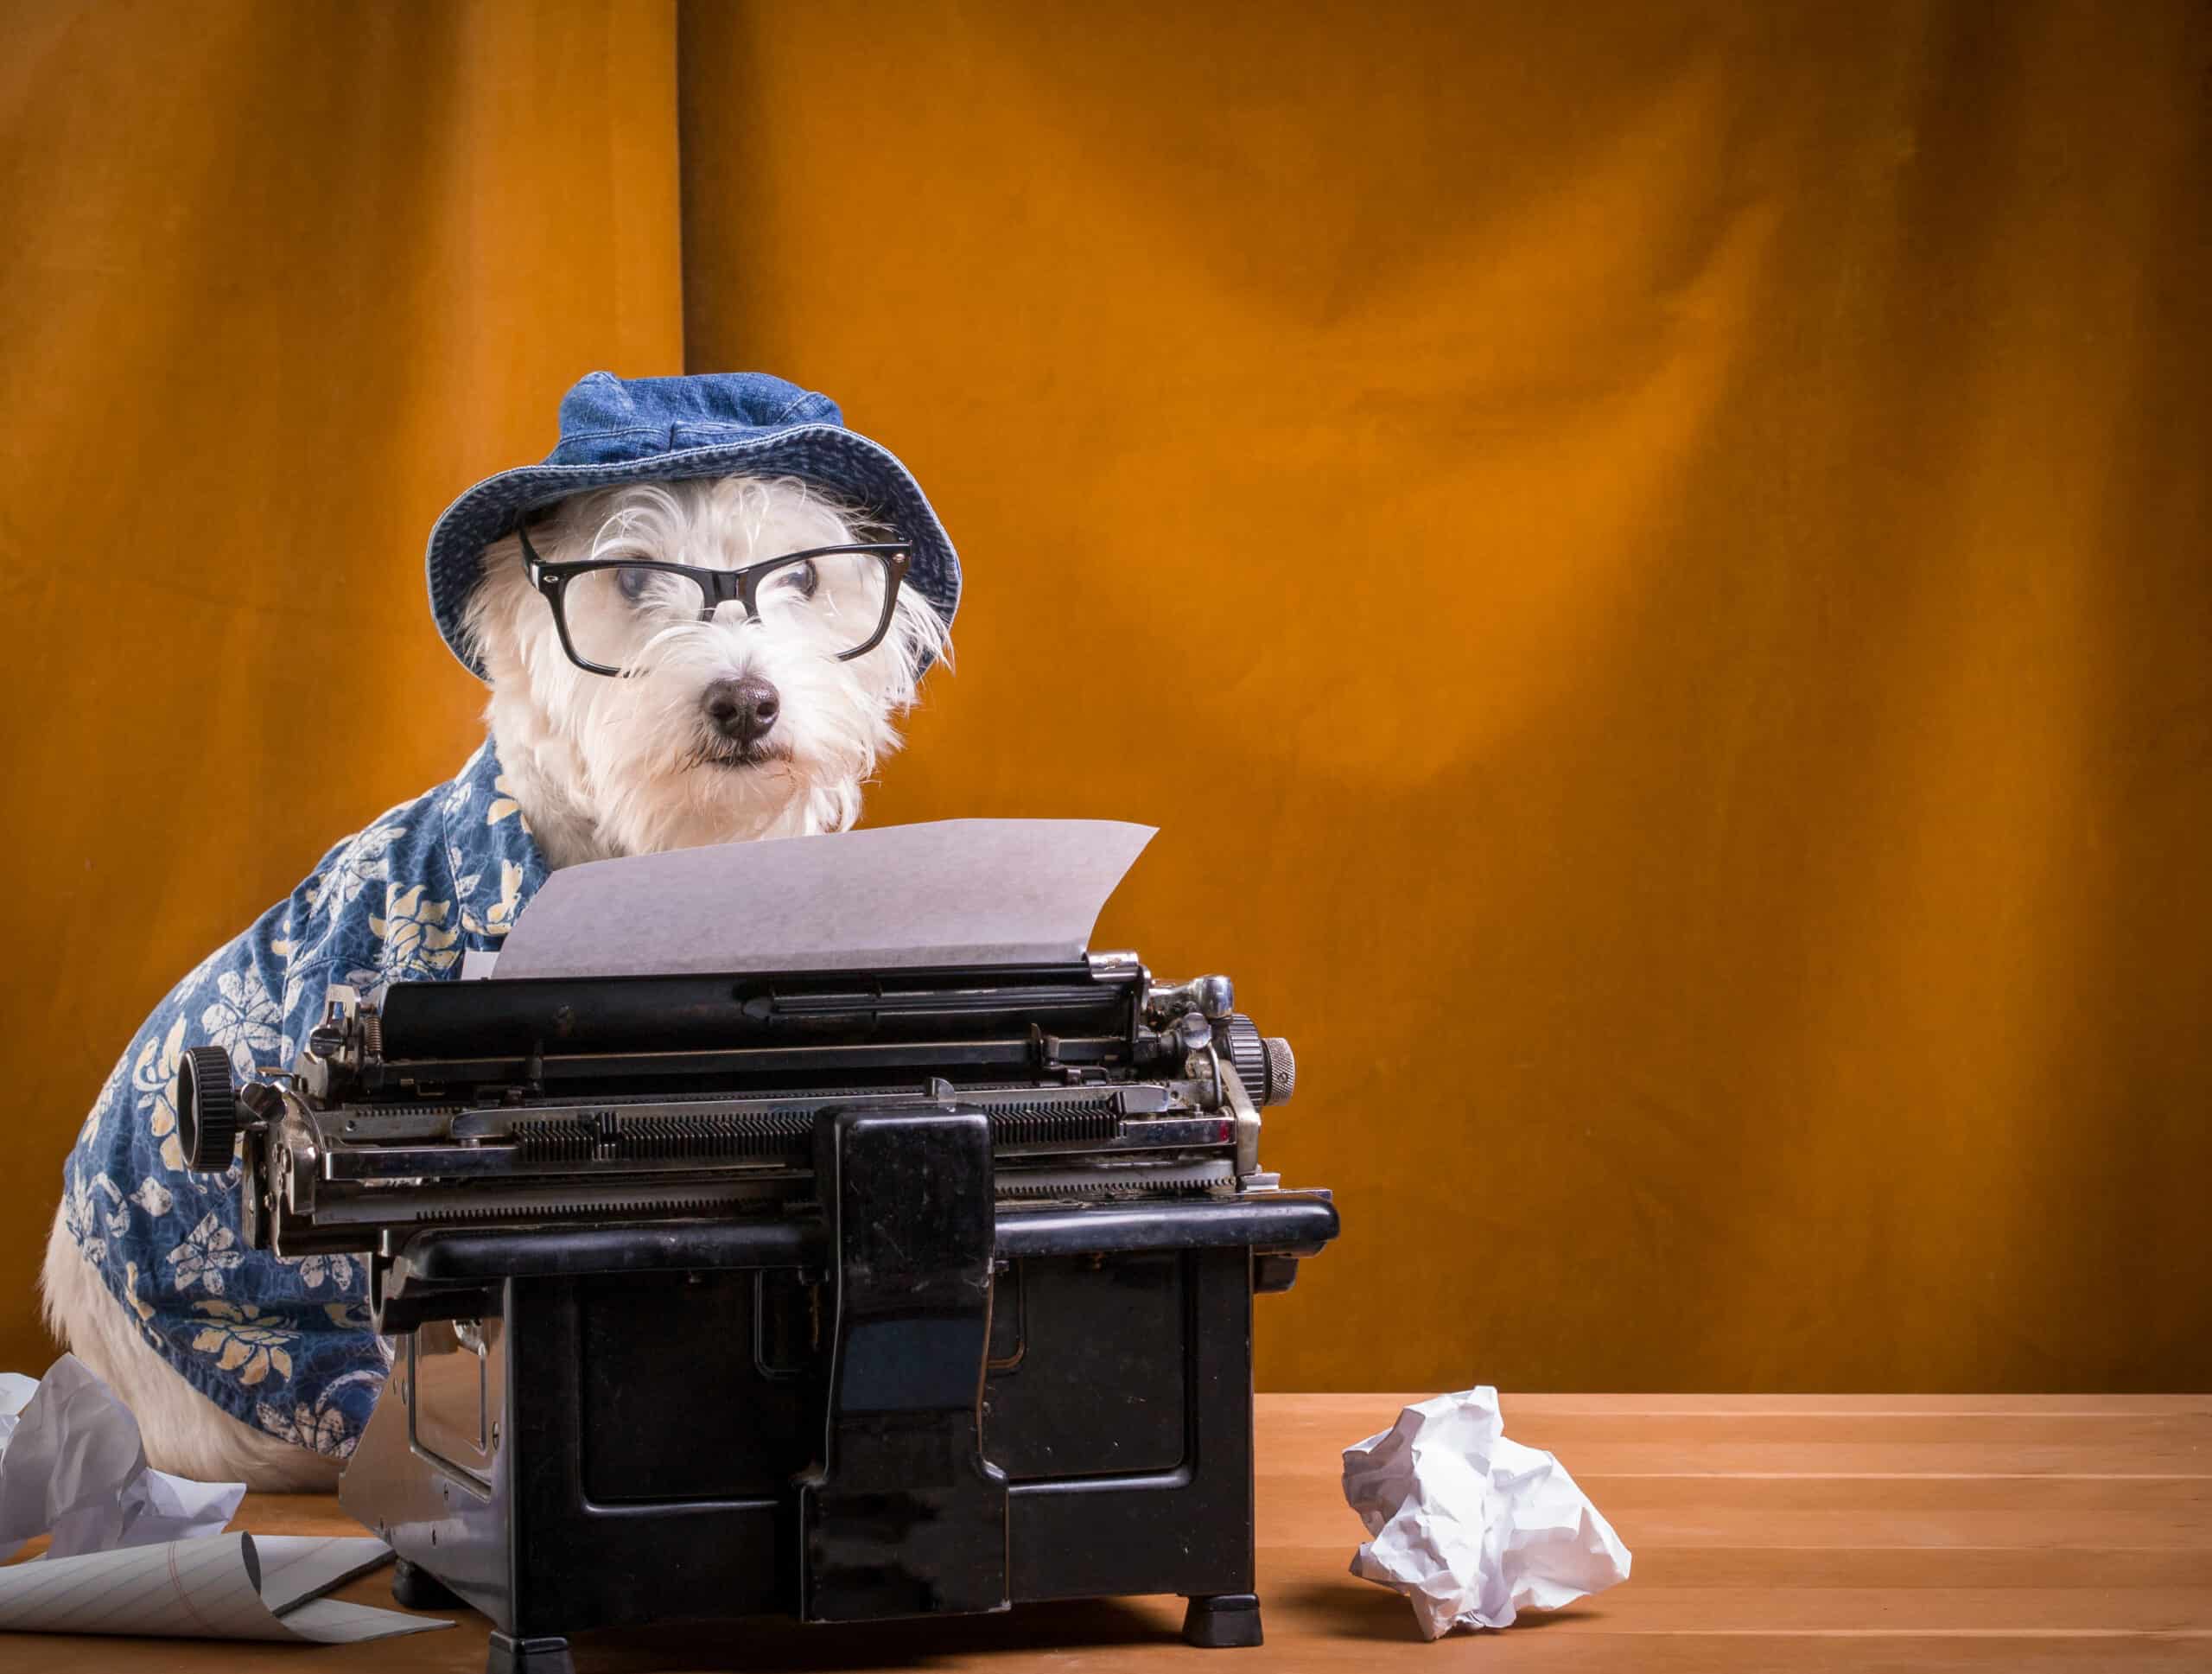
[0,1532,449,1643]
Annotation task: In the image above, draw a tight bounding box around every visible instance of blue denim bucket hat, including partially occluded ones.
[426,371,961,678]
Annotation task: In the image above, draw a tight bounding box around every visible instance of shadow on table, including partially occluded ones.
[561,1596,1174,1671]
[1273,1577,1599,1642]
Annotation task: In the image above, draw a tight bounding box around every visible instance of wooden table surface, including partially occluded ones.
[10,1393,2209,1671]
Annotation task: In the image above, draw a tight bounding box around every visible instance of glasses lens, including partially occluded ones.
[562,565,709,671]
[751,551,895,655]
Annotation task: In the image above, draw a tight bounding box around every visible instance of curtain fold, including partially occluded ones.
[3,0,2205,1393]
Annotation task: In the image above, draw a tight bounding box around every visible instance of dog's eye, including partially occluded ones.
[617,567,658,604]
[771,559,818,601]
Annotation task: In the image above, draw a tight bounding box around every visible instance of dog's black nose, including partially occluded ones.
[704,676,781,745]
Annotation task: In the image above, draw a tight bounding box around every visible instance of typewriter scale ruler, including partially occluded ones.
[313,1135,1236,1181]
[315,1096,1230,1181]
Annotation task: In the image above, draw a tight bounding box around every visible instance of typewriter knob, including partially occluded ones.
[1148,974,1236,1022]
[177,1046,239,1171]
[1224,1015,1297,1108]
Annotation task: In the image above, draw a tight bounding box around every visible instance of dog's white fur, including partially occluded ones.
[41,475,948,1488]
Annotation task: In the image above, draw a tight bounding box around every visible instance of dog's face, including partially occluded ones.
[464,476,948,859]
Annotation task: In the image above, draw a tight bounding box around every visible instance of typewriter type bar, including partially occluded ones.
[181,954,1336,1674]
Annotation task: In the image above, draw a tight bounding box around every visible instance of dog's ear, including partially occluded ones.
[461,530,533,680]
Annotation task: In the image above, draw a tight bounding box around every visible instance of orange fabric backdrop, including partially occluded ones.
[3,0,2207,1394]
[0,0,683,1372]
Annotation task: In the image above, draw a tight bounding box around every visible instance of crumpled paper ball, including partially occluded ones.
[0,1354,244,1563]
[1342,1385,1631,1638]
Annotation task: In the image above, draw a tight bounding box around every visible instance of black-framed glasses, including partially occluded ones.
[518,524,912,677]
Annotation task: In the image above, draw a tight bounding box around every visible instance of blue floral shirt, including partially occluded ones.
[60,738,549,1459]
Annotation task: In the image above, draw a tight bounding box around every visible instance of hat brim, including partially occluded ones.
[425,423,961,679]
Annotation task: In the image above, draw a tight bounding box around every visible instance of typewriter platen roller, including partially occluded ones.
[185,952,1338,1674]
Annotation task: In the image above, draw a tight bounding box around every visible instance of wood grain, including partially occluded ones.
[6,1393,2207,1671]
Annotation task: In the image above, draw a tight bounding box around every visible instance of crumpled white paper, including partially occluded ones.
[0,1353,245,1563]
[1342,1385,1631,1638]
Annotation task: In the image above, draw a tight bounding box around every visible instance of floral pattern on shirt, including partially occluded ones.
[132,1015,189,1173]
[59,738,548,1456]
[367,884,462,983]
[315,821,407,926]
[280,1252,359,1292]
[165,1212,245,1295]
[188,1302,296,1387]
[200,971,282,1078]
[64,1174,129,1267]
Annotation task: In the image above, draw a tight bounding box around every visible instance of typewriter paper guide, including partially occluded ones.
[491,818,1157,979]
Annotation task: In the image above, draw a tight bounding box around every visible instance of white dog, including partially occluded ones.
[44,372,959,1489]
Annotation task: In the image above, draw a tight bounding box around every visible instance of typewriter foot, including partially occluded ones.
[486,1632,574,1674]
[390,1557,464,1612]
[1182,1593,1264,1648]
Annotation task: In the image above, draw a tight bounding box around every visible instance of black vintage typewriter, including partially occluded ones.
[178,952,1338,1674]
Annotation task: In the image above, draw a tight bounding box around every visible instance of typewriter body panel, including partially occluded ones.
[193,954,1336,1672]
